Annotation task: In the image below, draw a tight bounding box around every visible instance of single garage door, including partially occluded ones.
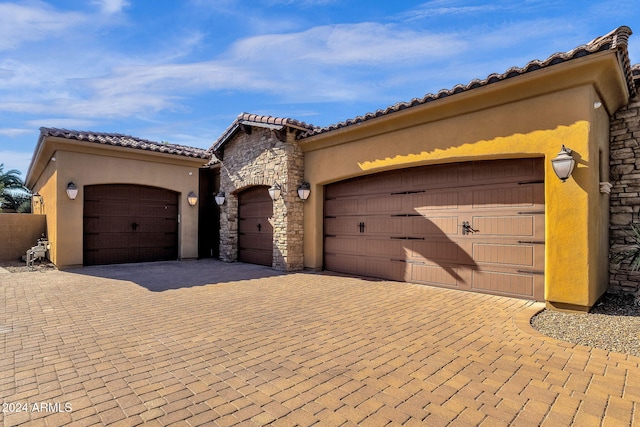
[84,184,179,266]
[324,158,544,301]
[238,186,273,266]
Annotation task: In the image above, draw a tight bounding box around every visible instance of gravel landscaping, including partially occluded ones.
[531,292,640,357]
[0,259,56,273]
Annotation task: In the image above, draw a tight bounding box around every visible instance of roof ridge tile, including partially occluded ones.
[39,127,210,159]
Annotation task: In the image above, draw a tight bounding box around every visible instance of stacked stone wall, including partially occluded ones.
[218,126,305,271]
[610,90,640,294]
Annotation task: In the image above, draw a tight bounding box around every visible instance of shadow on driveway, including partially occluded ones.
[65,259,285,291]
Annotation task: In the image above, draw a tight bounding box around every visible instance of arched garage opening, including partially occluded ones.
[83,184,179,266]
[238,186,273,266]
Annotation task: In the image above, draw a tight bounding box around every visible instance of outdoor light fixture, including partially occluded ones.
[214,192,226,206]
[187,191,198,206]
[268,183,281,201]
[66,182,78,200]
[297,182,311,201]
[551,145,576,182]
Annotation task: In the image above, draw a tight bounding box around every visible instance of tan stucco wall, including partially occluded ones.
[0,214,46,261]
[30,144,203,269]
[301,54,628,310]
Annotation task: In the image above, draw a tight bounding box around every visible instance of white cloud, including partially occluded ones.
[232,23,465,66]
[401,1,502,20]
[93,0,130,14]
[25,119,99,130]
[0,1,85,51]
[0,128,31,138]
[0,151,34,176]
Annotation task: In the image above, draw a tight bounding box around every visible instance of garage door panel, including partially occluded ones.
[238,248,272,266]
[239,202,269,219]
[86,201,131,217]
[83,185,178,266]
[409,240,459,263]
[472,158,537,182]
[472,186,536,209]
[137,204,177,218]
[238,186,273,266]
[84,248,137,266]
[324,158,544,301]
[325,198,359,215]
[364,258,405,281]
[364,238,404,258]
[472,215,535,236]
[84,232,132,249]
[472,243,535,267]
[324,253,360,275]
[239,218,273,235]
[410,262,460,287]
[325,236,359,254]
[84,217,132,233]
[410,216,459,236]
[362,172,404,194]
[365,195,403,214]
[410,165,460,188]
[239,233,272,251]
[471,270,535,298]
[365,217,403,235]
[141,232,178,247]
[324,217,357,235]
[413,191,459,211]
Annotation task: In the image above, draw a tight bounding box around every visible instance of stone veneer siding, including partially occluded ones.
[610,82,640,295]
[218,126,305,271]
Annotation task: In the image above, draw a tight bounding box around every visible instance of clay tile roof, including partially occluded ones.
[301,26,636,139]
[210,112,317,154]
[39,127,210,159]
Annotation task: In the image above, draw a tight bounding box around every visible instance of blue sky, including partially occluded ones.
[1,0,639,178]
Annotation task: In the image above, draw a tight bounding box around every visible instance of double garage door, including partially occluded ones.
[83,184,179,266]
[324,158,544,301]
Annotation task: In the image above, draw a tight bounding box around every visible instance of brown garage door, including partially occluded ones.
[238,186,273,266]
[83,184,179,266]
[324,158,545,300]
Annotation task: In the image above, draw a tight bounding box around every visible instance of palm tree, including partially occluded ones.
[0,163,31,213]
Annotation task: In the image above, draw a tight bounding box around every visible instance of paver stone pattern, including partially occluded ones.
[0,260,639,426]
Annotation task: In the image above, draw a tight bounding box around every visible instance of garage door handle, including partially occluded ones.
[462,221,478,235]
[131,222,139,231]
[359,222,365,233]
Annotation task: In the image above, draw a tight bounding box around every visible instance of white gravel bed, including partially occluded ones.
[530,293,640,357]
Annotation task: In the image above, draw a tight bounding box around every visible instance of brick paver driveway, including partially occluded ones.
[1,260,639,426]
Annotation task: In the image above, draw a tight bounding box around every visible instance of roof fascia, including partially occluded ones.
[26,135,207,189]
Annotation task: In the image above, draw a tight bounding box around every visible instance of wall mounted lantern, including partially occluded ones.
[297,182,311,201]
[551,145,576,182]
[187,191,198,206]
[214,192,226,206]
[66,182,78,200]
[268,183,281,201]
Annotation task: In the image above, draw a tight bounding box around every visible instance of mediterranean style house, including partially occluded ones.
[25,26,640,312]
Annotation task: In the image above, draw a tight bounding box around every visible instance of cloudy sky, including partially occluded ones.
[1,0,639,178]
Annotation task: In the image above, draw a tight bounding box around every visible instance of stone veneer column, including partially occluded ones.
[217,127,305,271]
[609,83,640,295]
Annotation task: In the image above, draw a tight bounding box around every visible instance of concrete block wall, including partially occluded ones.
[0,214,47,262]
